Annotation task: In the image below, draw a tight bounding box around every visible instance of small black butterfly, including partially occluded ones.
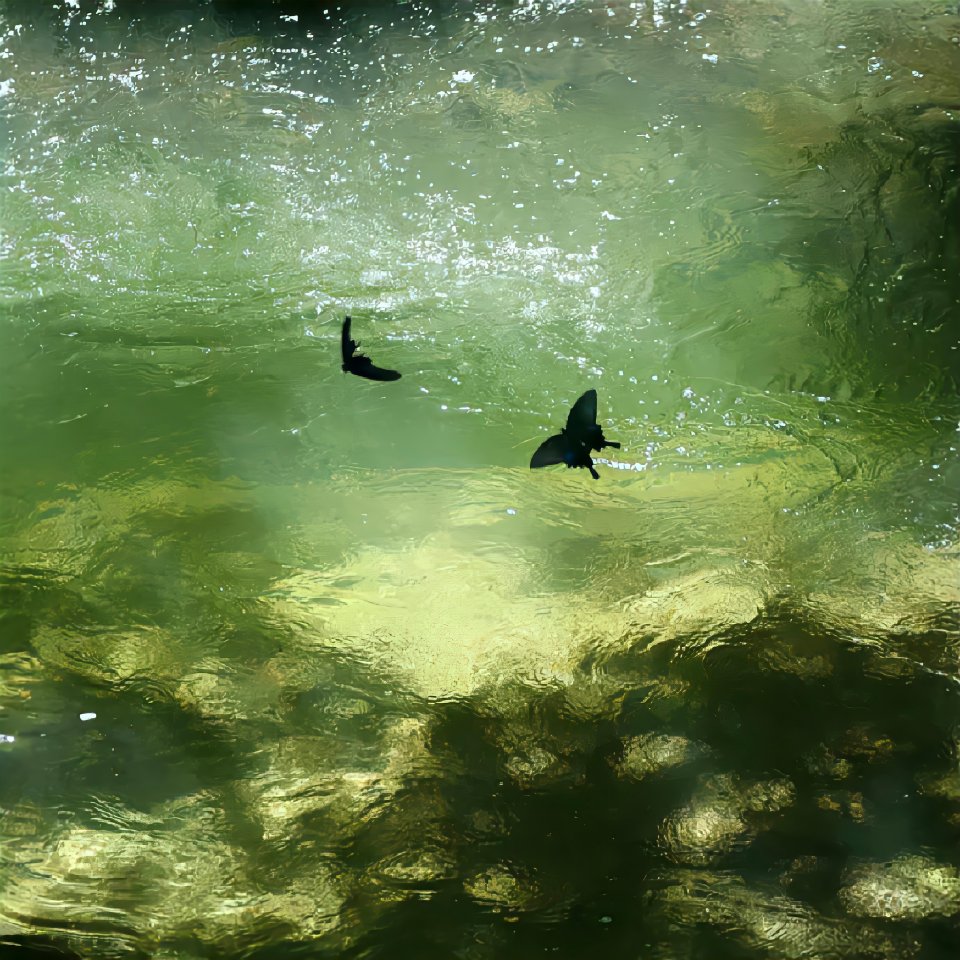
[530,389,620,480]
[340,315,402,382]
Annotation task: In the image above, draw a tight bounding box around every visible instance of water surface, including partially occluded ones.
[1,1,958,958]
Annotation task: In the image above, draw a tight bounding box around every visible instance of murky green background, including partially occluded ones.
[1,1,958,957]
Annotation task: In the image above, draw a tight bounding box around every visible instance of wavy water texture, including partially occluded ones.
[0,2,958,959]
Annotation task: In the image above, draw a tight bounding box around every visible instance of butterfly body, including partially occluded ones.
[530,389,620,480]
[341,315,401,382]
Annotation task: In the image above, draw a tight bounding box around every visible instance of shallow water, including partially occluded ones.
[0,1,958,957]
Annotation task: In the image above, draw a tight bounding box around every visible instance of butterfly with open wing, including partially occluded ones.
[530,389,620,480]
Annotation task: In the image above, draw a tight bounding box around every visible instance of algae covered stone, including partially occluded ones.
[658,773,796,866]
[614,732,709,782]
[840,853,960,921]
[656,869,913,959]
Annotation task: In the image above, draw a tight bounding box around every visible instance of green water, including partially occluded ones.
[0,0,958,957]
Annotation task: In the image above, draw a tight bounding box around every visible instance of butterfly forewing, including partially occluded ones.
[565,389,598,436]
[341,315,355,364]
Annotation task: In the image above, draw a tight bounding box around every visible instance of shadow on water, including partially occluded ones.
[0,937,84,960]
[2,569,960,958]
[205,610,960,960]
[0,0,460,37]
[803,109,960,404]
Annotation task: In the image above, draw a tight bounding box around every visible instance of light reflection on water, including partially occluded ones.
[0,1,958,958]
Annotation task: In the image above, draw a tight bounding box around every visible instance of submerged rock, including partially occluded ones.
[803,745,855,781]
[270,531,588,700]
[656,870,914,959]
[840,854,960,921]
[0,791,348,955]
[613,559,769,655]
[917,763,960,826]
[614,732,709,782]
[658,773,796,865]
[236,715,435,844]
[464,862,535,911]
[463,861,569,917]
[375,845,457,887]
[801,536,959,648]
[814,790,868,824]
[504,741,583,790]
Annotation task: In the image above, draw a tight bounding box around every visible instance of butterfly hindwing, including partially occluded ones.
[355,358,402,382]
[530,433,569,469]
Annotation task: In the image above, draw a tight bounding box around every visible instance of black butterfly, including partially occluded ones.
[340,315,402,382]
[530,389,620,480]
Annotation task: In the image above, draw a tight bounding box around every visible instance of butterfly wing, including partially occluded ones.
[353,358,402,382]
[341,315,402,380]
[530,433,570,469]
[565,389,598,438]
[341,315,357,367]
